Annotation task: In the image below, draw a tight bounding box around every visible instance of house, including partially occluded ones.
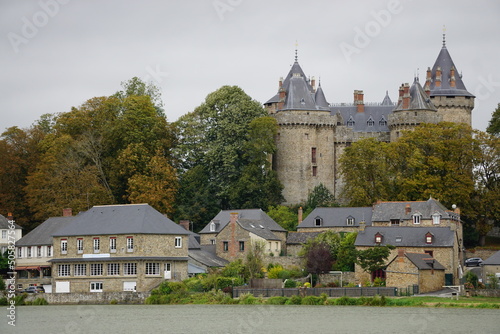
[0,213,22,255]
[286,231,321,256]
[297,207,373,234]
[199,209,287,261]
[481,250,500,286]
[355,225,460,286]
[49,204,190,293]
[15,208,74,292]
[385,251,446,293]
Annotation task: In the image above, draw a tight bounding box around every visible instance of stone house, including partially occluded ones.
[49,204,190,293]
[15,209,74,292]
[385,251,445,293]
[286,231,321,257]
[0,213,22,255]
[199,209,287,261]
[481,250,500,286]
[297,207,373,235]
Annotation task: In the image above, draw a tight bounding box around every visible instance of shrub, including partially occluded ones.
[464,271,479,289]
[326,281,338,288]
[110,299,118,305]
[267,265,284,279]
[184,277,205,292]
[286,295,302,305]
[335,296,358,305]
[32,297,48,305]
[239,293,258,304]
[372,277,385,287]
[288,266,305,278]
[0,297,7,306]
[284,279,297,288]
[267,296,288,305]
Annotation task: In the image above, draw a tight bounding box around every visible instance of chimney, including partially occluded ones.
[359,221,366,232]
[179,220,190,231]
[450,66,456,88]
[279,77,283,88]
[398,84,404,104]
[397,248,405,262]
[405,204,411,215]
[62,208,72,217]
[298,207,303,225]
[425,67,432,95]
[278,87,286,110]
[402,83,410,109]
[435,66,442,87]
[311,76,316,92]
[7,212,13,221]
[356,90,364,113]
[230,212,239,224]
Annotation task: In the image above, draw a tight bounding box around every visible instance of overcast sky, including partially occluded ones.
[1,0,499,133]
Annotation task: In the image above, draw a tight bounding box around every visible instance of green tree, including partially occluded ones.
[306,183,339,209]
[334,232,358,272]
[356,245,395,279]
[486,103,500,136]
[245,241,265,279]
[266,205,298,231]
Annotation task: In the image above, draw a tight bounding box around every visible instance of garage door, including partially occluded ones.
[56,281,70,293]
[123,281,136,292]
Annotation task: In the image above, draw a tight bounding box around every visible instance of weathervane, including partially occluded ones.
[295,40,298,62]
[442,25,446,47]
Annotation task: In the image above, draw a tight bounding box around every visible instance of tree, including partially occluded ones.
[334,232,358,272]
[266,205,298,231]
[305,242,333,280]
[306,183,339,209]
[356,245,395,279]
[245,241,265,279]
[486,103,500,136]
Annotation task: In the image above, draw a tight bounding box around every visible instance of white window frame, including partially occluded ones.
[175,237,182,248]
[107,263,120,276]
[109,237,117,253]
[346,217,355,226]
[61,239,67,254]
[127,237,134,252]
[17,247,22,258]
[58,264,70,277]
[90,263,103,276]
[90,282,103,292]
[145,262,160,275]
[432,213,441,225]
[1,230,6,239]
[77,238,84,254]
[209,222,216,232]
[47,245,52,257]
[93,238,100,253]
[124,263,137,276]
[314,217,322,227]
[413,214,421,225]
[27,246,32,257]
[74,264,87,276]
[37,246,42,257]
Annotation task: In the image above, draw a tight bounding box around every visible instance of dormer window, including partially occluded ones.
[347,116,355,127]
[379,117,387,127]
[367,117,374,127]
[314,217,323,227]
[413,213,422,225]
[425,232,433,244]
[375,232,383,244]
[209,221,216,232]
[432,213,441,225]
[346,216,355,226]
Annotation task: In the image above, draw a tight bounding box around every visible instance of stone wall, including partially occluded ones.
[25,291,150,304]
[470,289,500,297]
[263,255,305,269]
[318,272,356,286]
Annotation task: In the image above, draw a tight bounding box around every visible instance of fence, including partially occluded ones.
[397,285,419,296]
[233,287,397,298]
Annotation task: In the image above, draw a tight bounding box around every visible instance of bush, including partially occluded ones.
[266,296,288,305]
[239,293,258,304]
[326,281,338,288]
[110,299,118,305]
[32,297,48,305]
[302,296,323,305]
[284,279,297,288]
[335,296,358,305]
[267,265,284,279]
[464,271,479,289]
[372,277,385,287]
[286,295,302,305]
[0,297,7,306]
[184,277,205,292]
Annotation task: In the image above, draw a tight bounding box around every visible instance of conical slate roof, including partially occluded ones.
[428,40,474,97]
[381,91,393,105]
[314,82,330,109]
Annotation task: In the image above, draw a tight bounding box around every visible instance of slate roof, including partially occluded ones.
[482,250,500,265]
[428,41,474,97]
[371,198,457,222]
[298,207,373,228]
[330,103,394,133]
[16,216,74,246]
[404,252,446,270]
[53,204,190,237]
[0,214,22,229]
[199,209,285,234]
[394,78,437,111]
[354,226,455,247]
[286,231,321,245]
[187,234,229,267]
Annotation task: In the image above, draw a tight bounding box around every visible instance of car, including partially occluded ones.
[22,286,45,293]
[465,258,483,267]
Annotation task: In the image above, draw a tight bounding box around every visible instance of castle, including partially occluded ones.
[264,35,475,205]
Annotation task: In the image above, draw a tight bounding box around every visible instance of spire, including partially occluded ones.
[442,25,446,48]
[294,40,298,62]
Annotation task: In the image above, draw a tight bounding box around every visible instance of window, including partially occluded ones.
[17,247,22,258]
[145,263,160,275]
[47,246,52,257]
[93,238,100,253]
[109,237,116,253]
[367,117,374,127]
[424,250,434,257]
[379,117,387,127]
[124,263,137,275]
[77,238,84,253]
[210,239,216,245]
[58,264,70,277]
[209,222,216,232]
[314,217,322,227]
[413,214,421,225]
[275,242,279,252]
[175,237,182,248]
[61,239,67,254]
[390,219,400,226]
[425,233,433,244]
[347,116,355,127]
[395,237,402,243]
[305,133,309,140]
[375,233,383,244]
[223,241,229,252]
[90,263,103,276]
[432,213,441,225]
[107,263,120,276]
[312,166,317,176]
[311,147,317,163]
[74,264,87,276]
[127,237,134,252]
[37,246,42,257]
[1,230,6,239]
[90,282,103,292]
[27,246,32,257]
[346,217,355,226]
[239,241,245,252]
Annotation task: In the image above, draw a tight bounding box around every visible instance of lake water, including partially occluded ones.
[3,304,500,334]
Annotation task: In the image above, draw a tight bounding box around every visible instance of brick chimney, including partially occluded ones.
[402,83,410,109]
[405,204,411,215]
[359,221,366,232]
[398,84,404,104]
[278,76,283,88]
[435,66,442,87]
[424,67,432,95]
[355,90,364,113]
[450,66,456,88]
[278,87,286,110]
[298,207,303,225]
[62,208,72,217]
[397,248,405,262]
[7,212,13,221]
[311,76,316,92]
[229,213,239,257]
[179,220,190,231]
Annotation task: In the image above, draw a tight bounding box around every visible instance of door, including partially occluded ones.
[445,273,453,286]
[164,263,171,279]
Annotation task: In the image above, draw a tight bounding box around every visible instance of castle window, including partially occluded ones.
[93,238,100,253]
[311,147,317,163]
[314,217,323,227]
[300,98,305,105]
[74,264,87,276]
[367,117,374,127]
[346,216,355,226]
[312,166,317,176]
[347,116,355,127]
[61,239,67,254]
[77,238,84,253]
[379,117,387,126]
[127,236,134,252]
[109,237,116,253]
[305,133,309,140]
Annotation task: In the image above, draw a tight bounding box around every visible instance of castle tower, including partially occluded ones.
[388,77,441,141]
[424,34,475,126]
[264,56,338,205]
